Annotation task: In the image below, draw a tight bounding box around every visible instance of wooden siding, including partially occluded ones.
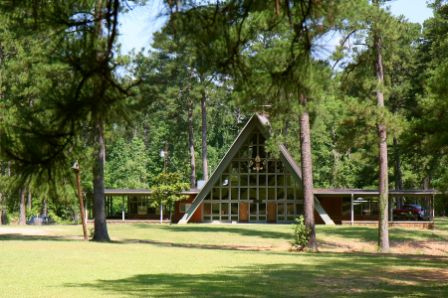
[174,194,202,223]
[315,197,342,224]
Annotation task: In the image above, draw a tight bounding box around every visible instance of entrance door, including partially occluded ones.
[239,202,249,222]
[267,202,277,223]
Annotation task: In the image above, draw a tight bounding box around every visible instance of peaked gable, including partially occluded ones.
[179,114,334,224]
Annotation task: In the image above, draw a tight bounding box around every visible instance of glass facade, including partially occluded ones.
[203,132,303,223]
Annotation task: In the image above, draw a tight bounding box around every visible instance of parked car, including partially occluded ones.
[393,204,427,220]
[27,215,54,225]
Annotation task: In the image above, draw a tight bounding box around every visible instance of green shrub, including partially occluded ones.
[292,215,310,250]
[8,212,19,224]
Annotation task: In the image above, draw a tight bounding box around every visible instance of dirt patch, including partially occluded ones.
[319,239,377,253]
[318,238,448,256]
[392,241,448,256]
[381,267,448,284]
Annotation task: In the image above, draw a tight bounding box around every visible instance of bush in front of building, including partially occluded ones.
[292,216,310,251]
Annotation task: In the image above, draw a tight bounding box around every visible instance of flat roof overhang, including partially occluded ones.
[104,188,438,197]
[314,188,439,197]
[104,189,200,196]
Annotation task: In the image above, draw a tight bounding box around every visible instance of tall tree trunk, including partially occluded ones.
[27,190,32,210]
[92,117,110,242]
[393,137,403,190]
[42,199,48,217]
[0,202,6,225]
[0,193,3,225]
[201,89,209,181]
[1,162,10,225]
[187,99,196,189]
[299,94,317,251]
[19,189,26,225]
[374,5,389,252]
[393,136,403,208]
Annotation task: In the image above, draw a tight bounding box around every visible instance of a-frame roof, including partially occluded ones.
[179,113,334,224]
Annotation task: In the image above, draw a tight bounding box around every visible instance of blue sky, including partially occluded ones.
[118,0,434,54]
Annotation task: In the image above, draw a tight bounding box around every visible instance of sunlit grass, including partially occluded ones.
[0,218,447,297]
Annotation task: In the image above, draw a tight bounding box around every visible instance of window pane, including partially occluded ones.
[212,203,220,215]
[221,203,229,220]
[231,161,239,173]
[268,175,276,186]
[287,203,295,221]
[238,146,249,158]
[288,175,295,186]
[277,175,285,187]
[278,203,285,217]
[204,203,211,215]
[259,188,266,202]
[277,188,285,200]
[230,173,239,186]
[251,134,258,145]
[231,203,238,216]
[267,188,276,201]
[249,188,257,202]
[221,188,230,200]
[240,188,248,201]
[259,175,267,187]
[276,161,284,173]
[267,161,276,173]
[249,146,256,159]
[249,174,257,186]
[240,161,249,173]
[250,203,257,215]
[212,188,219,200]
[231,188,238,200]
[240,175,248,187]
[286,188,295,201]
[223,166,230,174]
[259,144,266,158]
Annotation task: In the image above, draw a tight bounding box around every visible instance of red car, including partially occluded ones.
[393,204,427,220]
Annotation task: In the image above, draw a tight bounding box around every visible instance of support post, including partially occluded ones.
[350,193,354,225]
[122,196,125,222]
[160,204,163,224]
[432,194,435,221]
[390,196,394,222]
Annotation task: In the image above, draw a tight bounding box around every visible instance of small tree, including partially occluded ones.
[292,216,311,251]
[151,172,189,223]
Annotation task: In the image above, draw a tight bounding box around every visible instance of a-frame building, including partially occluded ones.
[178,114,334,224]
[103,113,436,228]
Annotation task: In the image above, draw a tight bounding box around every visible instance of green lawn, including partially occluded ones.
[0,219,447,297]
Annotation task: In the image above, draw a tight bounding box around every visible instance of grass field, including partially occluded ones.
[0,219,447,297]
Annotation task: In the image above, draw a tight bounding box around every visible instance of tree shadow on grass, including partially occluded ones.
[65,253,448,297]
[116,238,276,251]
[129,223,447,244]
[131,223,293,240]
[0,233,80,242]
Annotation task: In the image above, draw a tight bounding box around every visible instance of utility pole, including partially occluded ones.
[159,144,169,224]
[72,161,88,240]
